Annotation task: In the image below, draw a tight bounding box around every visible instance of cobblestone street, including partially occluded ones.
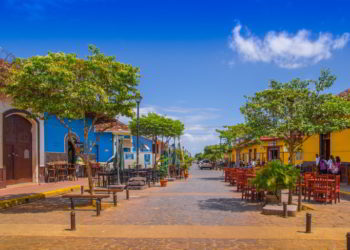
[0,165,349,249]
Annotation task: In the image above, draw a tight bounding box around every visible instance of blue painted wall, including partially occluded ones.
[132,136,153,153]
[44,115,114,162]
[96,132,114,162]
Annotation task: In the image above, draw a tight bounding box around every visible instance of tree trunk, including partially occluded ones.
[84,119,94,194]
[236,149,241,167]
[154,137,157,168]
[287,141,296,205]
[288,186,293,205]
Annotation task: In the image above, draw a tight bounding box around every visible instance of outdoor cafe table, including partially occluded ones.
[46,161,68,182]
[131,170,148,178]
[305,178,335,202]
[98,172,116,187]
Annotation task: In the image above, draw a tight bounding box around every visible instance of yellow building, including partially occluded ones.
[232,129,350,166]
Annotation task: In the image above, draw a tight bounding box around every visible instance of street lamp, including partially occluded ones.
[136,95,143,173]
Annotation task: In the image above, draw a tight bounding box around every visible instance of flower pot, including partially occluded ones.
[160,179,168,187]
[184,173,189,179]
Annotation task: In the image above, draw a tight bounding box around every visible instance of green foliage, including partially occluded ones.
[3,45,140,120]
[2,45,140,192]
[181,151,193,170]
[252,160,300,195]
[158,155,168,179]
[216,123,254,144]
[240,69,350,163]
[202,144,224,162]
[129,113,184,141]
[195,153,204,161]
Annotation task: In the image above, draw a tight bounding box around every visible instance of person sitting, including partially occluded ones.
[319,156,327,174]
[330,156,341,175]
[327,155,335,174]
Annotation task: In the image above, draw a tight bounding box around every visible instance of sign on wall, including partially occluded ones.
[144,154,151,164]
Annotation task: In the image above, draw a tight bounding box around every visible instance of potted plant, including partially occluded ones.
[252,160,299,204]
[158,155,169,187]
[181,156,193,179]
[159,164,168,187]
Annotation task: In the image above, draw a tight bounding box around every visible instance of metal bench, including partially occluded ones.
[62,194,110,216]
[84,188,124,206]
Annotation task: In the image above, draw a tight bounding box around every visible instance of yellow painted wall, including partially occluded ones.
[331,129,350,162]
[300,134,319,163]
[230,129,350,166]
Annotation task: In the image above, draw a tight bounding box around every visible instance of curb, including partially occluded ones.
[0,185,81,209]
[301,203,315,211]
[340,190,350,196]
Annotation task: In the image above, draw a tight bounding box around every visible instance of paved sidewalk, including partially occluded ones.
[0,167,349,249]
[0,179,88,201]
[341,183,350,194]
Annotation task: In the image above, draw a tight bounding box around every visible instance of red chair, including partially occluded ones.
[224,168,230,182]
[243,177,257,201]
[313,178,334,204]
[236,171,245,192]
[334,175,340,204]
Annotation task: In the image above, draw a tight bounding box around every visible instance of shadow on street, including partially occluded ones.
[198,197,261,212]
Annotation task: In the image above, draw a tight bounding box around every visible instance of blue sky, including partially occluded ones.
[1,0,350,154]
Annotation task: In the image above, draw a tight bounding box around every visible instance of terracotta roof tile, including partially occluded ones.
[95,120,129,133]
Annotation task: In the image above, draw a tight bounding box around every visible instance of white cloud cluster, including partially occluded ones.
[229,24,350,68]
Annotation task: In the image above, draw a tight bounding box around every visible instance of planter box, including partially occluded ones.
[160,180,168,187]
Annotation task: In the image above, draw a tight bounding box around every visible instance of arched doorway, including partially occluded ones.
[3,115,33,184]
[68,140,76,164]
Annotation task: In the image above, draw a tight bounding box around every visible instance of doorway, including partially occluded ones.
[68,141,76,164]
[320,133,330,159]
[3,115,33,184]
[268,147,280,161]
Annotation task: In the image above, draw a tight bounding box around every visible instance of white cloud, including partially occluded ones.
[185,124,207,132]
[119,104,222,154]
[162,106,220,114]
[182,132,219,154]
[229,24,350,69]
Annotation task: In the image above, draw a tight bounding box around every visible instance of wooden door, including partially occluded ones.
[4,115,32,184]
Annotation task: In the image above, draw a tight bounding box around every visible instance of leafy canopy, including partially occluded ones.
[129,112,184,140]
[216,123,255,150]
[252,160,299,195]
[202,144,224,162]
[240,69,350,160]
[2,45,140,121]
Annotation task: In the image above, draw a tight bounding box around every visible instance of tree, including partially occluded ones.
[240,70,350,164]
[129,113,184,167]
[195,153,204,161]
[2,45,140,192]
[202,145,224,164]
[216,123,254,166]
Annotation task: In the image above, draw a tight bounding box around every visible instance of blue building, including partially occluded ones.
[0,107,154,189]
[44,115,114,164]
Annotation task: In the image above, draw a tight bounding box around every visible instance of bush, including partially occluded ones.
[252,160,299,196]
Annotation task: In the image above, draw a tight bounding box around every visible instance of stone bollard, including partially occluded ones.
[298,176,302,212]
[347,232,350,250]
[306,213,312,233]
[113,193,117,206]
[70,211,76,231]
[80,185,84,195]
[96,199,101,216]
[126,188,130,200]
[283,202,288,218]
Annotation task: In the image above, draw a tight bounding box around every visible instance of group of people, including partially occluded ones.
[316,154,341,174]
